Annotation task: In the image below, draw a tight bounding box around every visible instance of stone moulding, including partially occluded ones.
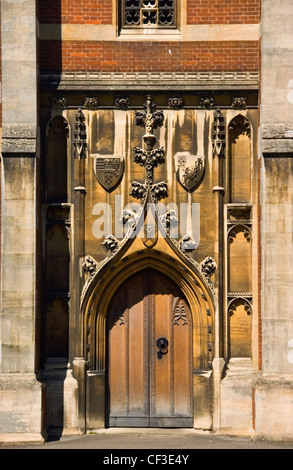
[40,71,259,91]
[1,124,37,154]
[261,123,293,155]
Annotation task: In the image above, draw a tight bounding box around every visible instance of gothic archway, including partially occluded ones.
[81,249,216,429]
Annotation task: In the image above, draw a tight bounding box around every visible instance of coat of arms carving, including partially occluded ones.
[94,154,124,191]
[174,152,205,191]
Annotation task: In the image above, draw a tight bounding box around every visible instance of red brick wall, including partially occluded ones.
[39,0,261,25]
[39,0,112,24]
[40,40,259,72]
[187,0,261,24]
[39,1,260,74]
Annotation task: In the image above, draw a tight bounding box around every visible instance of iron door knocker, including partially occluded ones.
[156,337,169,359]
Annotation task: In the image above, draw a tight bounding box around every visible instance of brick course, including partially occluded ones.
[187,0,261,24]
[40,40,259,72]
[39,0,112,24]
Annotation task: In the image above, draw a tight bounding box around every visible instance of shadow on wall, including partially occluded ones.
[39,1,67,441]
[41,359,68,441]
[39,0,62,89]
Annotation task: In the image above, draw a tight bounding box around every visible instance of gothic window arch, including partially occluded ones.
[121,0,176,29]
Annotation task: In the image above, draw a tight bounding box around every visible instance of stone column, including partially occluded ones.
[254,0,293,440]
[0,0,43,441]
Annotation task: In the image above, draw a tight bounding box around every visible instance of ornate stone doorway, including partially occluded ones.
[106,268,193,427]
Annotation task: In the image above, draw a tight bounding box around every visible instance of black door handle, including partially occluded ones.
[156,337,169,359]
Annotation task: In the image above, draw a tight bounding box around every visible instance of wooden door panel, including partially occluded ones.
[107,268,193,427]
[173,300,193,417]
[108,297,128,417]
[151,290,172,417]
[108,271,149,426]
[127,291,148,417]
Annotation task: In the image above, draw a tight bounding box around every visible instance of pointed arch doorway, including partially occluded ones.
[106,268,193,427]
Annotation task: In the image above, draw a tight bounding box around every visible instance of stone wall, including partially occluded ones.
[255,0,293,440]
[0,0,43,441]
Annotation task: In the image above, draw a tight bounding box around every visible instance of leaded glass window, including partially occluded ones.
[122,0,176,28]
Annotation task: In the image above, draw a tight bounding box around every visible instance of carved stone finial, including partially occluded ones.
[133,96,166,187]
[135,96,164,137]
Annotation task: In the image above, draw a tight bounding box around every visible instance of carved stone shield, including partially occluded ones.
[174,152,205,191]
[94,155,124,190]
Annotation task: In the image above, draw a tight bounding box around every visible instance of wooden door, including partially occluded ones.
[107,269,193,427]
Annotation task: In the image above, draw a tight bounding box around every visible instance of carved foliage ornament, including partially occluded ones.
[232,97,247,110]
[173,300,188,326]
[83,97,99,108]
[168,97,183,109]
[101,234,119,253]
[115,96,130,110]
[82,256,98,278]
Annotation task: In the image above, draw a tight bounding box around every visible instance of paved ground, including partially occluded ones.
[1,428,293,450]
